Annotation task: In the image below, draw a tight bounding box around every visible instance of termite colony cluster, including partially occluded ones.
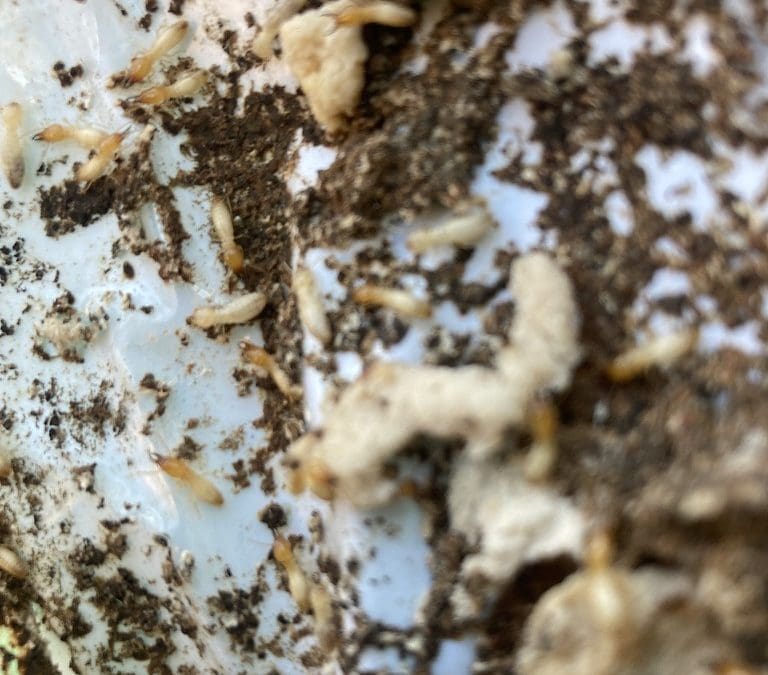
[0,0,761,672]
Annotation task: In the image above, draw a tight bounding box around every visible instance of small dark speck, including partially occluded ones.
[122,261,135,278]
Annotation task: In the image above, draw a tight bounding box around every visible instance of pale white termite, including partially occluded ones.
[110,20,189,87]
[293,266,332,344]
[241,340,301,400]
[273,536,310,610]
[76,132,125,182]
[211,196,244,273]
[133,70,207,105]
[156,455,224,506]
[407,202,495,253]
[34,124,109,149]
[332,1,417,28]
[606,328,698,382]
[0,545,28,579]
[1,103,24,189]
[352,285,432,319]
[188,292,267,328]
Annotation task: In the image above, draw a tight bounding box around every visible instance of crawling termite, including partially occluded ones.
[524,399,559,482]
[132,70,207,105]
[293,266,331,344]
[110,20,189,87]
[330,1,417,28]
[273,535,310,610]
[352,284,432,319]
[34,124,109,149]
[309,583,338,652]
[155,455,224,506]
[0,545,28,579]
[606,328,698,383]
[210,196,244,273]
[76,132,125,182]
[188,292,266,329]
[407,202,495,253]
[1,103,24,189]
[240,340,302,400]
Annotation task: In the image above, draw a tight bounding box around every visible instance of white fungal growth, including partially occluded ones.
[211,196,244,273]
[407,201,495,253]
[0,545,28,579]
[279,0,416,133]
[352,284,432,319]
[110,20,189,87]
[134,70,207,105]
[1,103,24,189]
[449,455,586,598]
[241,341,301,400]
[188,292,266,328]
[33,124,109,149]
[293,266,332,344]
[253,0,307,59]
[288,253,581,507]
[606,328,698,382]
[516,544,738,675]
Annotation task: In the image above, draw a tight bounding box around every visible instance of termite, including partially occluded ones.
[110,20,189,87]
[1,103,24,189]
[606,328,698,383]
[0,446,11,479]
[309,584,338,652]
[0,545,28,579]
[273,536,310,610]
[241,340,301,400]
[155,455,224,506]
[211,196,244,273]
[352,284,432,319]
[330,1,417,28]
[33,124,109,149]
[293,266,331,345]
[76,132,125,182]
[132,70,207,105]
[524,399,559,482]
[188,292,267,329]
[407,202,495,253]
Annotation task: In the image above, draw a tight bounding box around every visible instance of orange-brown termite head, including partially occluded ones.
[155,455,224,506]
[76,131,125,182]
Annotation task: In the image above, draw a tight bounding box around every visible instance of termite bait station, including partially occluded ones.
[288,252,581,507]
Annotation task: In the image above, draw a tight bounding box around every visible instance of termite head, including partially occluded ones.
[223,246,245,273]
[33,124,67,142]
